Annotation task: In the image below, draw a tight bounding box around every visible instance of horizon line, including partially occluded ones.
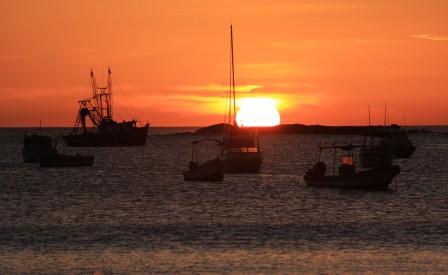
[1,123,448,128]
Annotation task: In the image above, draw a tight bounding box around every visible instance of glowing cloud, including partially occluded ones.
[412,34,448,41]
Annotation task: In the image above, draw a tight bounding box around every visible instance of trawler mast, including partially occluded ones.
[91,67,113,121]
[75,68,114,132]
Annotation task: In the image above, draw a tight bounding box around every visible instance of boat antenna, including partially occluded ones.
[39,120,42,134]
[107,66,113,120]
[368,105,371,126]
[384,101,387,126]
[403,110,407,126]
[387,108,390,126]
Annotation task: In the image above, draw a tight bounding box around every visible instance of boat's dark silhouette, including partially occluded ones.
[183,138,224,181]
[304,144,400,190]
[222,127,263,173]
[63,68,149,147]
[23,133,57,162]
[363,124,416,158]
[23,133,94,167]
[221,26,263,173]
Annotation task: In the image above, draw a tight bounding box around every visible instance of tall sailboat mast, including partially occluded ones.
[230,25,236,127]
[221,26,263,173]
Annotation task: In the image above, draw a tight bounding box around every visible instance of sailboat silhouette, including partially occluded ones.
[221,26,263,173]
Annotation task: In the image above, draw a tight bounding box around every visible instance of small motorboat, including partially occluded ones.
[23,132,94,167]
[363,124,416,158]
[23,133,58,163]
[304,144,400,190]
[183,138,224,181]
[39,153,94,167]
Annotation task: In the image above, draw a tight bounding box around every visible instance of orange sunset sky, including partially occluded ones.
[0,0,447,127]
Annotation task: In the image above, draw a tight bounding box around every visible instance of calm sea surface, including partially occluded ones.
[0,127,447,273]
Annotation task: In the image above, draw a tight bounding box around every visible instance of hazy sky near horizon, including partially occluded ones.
[0,0,447,126]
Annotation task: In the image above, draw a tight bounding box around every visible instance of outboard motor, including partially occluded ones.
[305,161,326,180]
[189,161,198,171]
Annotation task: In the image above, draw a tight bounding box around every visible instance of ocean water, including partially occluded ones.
[0,127,447,273]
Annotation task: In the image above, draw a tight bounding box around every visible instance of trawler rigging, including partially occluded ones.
[64,68,149,147]
[75,68,112,131]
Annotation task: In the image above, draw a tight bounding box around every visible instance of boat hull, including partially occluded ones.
[393,146,416,158]
[183,159,224,181]
[363,127,416,158]
[304,165,400,190]
[39,154,94,167]
[359,149,393,168]
[223,151,263,173]
[23,147,56,163]
[63,125,148,147]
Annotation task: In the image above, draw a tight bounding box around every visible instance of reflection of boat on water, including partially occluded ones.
[63,68,149,147]
[183,138,224,181]
[304,144,400,190]
[363,124,416,158]
[39,153,94,167]
[23,133,57,162]
[221,26,263,173]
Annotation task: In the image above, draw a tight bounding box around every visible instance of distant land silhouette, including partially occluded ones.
[192,123,434,136]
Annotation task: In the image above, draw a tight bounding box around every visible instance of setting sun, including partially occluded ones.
[236,98,281,127]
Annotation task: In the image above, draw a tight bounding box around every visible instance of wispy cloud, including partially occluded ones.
[174,84,263,93]
[412,34,448,41]
[296,3,358,12]
[239,63,297,76]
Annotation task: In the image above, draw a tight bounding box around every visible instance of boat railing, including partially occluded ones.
[318,142,362,176]
[227,147,259,153]
[191,138,222,164]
